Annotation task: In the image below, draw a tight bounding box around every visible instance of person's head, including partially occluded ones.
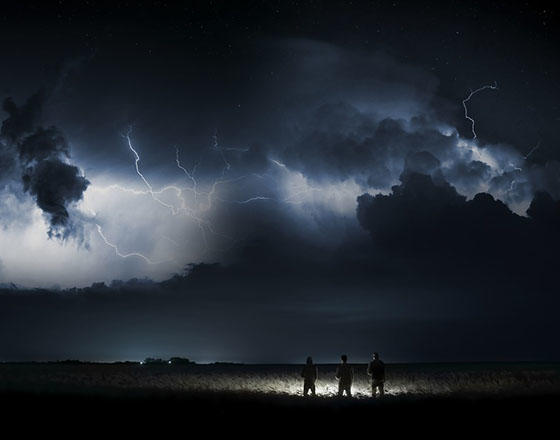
[306,356,313,365]
[373,352,379,360]
[341,354,347,363]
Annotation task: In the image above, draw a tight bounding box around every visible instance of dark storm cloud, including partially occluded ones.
[22,160,89,240]
[404,151,441,176]
[358,172,510,253]
[356,172,559,294]
[1,90,45,143]
[0,92,89,239]
[443,160,492,191]
[264,38,441,113]
[0,147,14,177]
[18,126,70,164]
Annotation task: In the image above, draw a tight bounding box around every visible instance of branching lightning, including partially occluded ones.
[92,128,326,266]
[93,129,271,264]
[124,130,180,215]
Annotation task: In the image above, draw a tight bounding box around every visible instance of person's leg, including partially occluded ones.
[379,382,384,397]
[311,383,316,396]
[303,381,309,396]
[338,381,343,397]
[346,384,352,397]
[371,382,376,397]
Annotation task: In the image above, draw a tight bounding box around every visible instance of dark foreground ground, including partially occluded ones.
[3,388,559,435]
[1,362,559,434]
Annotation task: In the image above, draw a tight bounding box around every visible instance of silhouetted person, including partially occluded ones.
[335,354,353,397]
[367,352,385,397]
[301,356,318,396]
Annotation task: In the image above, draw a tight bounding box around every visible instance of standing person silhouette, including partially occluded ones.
[367,352,386,397]
[335,354,353,397]
[301,356,318,396]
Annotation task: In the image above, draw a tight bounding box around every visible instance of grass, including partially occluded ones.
[1,362,559,398]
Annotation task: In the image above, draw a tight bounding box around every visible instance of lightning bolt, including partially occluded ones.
[124,130,181,215]
[462,81,498,140]
[95,224,165,264]
[235,196,272,204]
[506,140,541,197]
[88,204,180,265]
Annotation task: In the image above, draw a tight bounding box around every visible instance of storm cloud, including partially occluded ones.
[2,37,559,285]
[356,171,559,295]
[1,90,45,143]
[0,92,89,240]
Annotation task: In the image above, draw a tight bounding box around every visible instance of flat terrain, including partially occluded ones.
[1,362,559,433]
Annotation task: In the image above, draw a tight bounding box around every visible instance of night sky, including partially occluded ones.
[0,1,559,363]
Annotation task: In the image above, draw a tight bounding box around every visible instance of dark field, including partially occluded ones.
[2,362,559,434]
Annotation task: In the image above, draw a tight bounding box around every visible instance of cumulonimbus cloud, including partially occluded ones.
[356,171,559,283]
